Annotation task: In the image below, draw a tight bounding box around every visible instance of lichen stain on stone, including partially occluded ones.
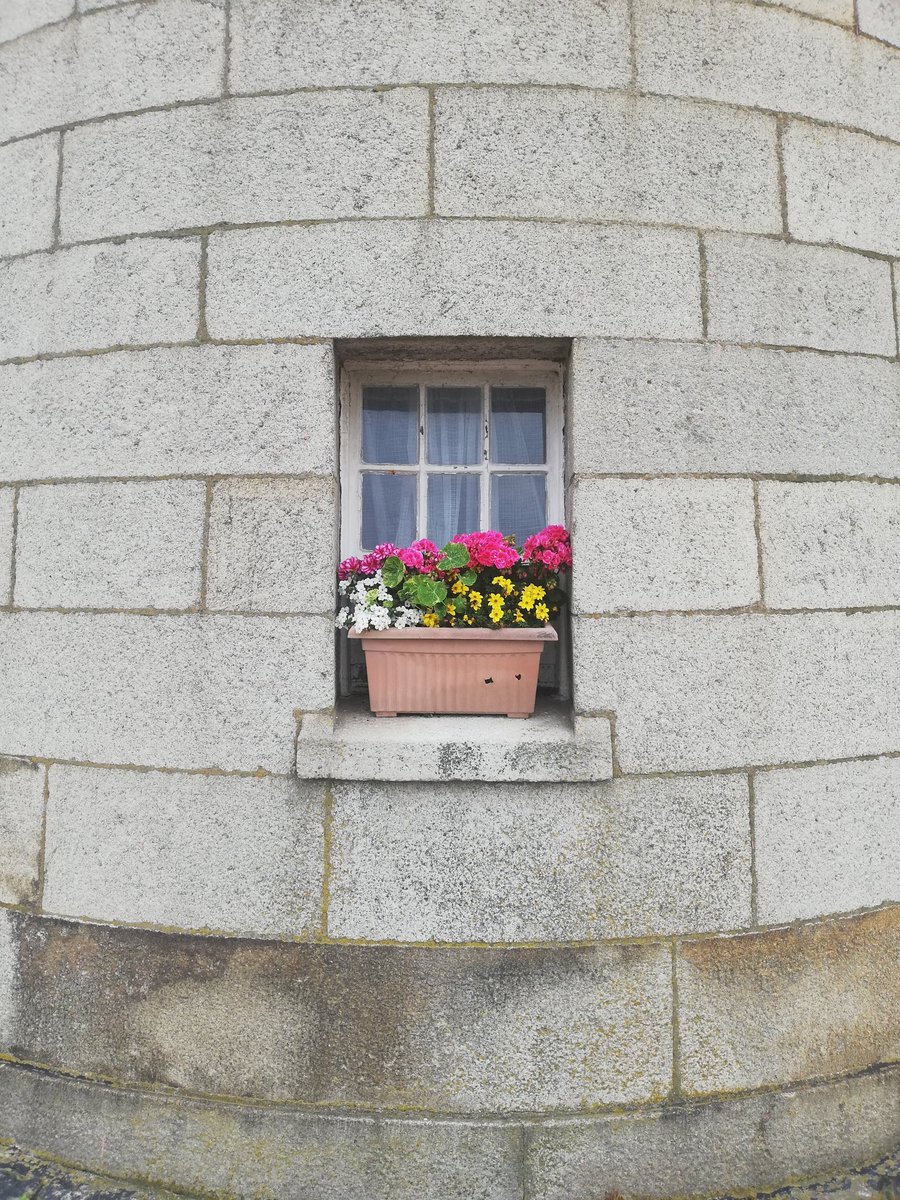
[0,756,40,777]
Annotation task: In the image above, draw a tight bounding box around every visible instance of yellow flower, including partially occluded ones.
[463,614,475,625]
[491,575,514,596]
[518,583,546,612]
[535,603,549,622]
[451,580,469,595]
[515,611,525,623]
[422,612,438,627]
[468,590,483,611]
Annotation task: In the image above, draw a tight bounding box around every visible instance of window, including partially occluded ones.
[340,363,564,556]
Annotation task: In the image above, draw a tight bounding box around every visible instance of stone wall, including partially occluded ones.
[0,1,899,1195]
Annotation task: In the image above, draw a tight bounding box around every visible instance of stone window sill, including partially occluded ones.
[296,699,612,783]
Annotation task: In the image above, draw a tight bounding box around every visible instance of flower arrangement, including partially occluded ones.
[336,526,571,634]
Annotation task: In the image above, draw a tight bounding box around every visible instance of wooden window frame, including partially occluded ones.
[339,359,565,557]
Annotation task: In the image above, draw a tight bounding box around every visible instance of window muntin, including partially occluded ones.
[341,363,563,556]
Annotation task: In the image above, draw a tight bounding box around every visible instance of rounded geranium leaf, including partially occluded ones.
[380,555,406,588]
[437,542,470,570]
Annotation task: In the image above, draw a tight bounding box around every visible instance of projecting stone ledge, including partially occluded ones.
[296,701,613,782]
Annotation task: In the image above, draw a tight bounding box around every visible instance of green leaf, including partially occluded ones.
[380,555,406,588]
[459,569,478,587]
[409,576,448,607]
[437,541,470,570]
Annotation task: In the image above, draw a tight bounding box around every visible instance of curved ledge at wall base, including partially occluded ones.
[0,1061,897,1200]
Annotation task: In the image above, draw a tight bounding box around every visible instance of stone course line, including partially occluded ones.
[775,115,790,235]
[50,130,63,249]
[5,603,333,618]
[4,75,900,160]
[6,206,900,273]
[698,232,710,337]
[670,941,683,1100]
[748,768,760,924]
[579,602,900,617]
[752,480,769,608]
[0,1043,897,1123]
[195,233,209,342]
[221,0,231,98]
[0,893,897,950]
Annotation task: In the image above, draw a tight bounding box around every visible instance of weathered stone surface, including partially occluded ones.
[525,1065,900,1200]
[0,0,74,43]
[14,481,206,610]
[569,339,900,478]
[206,221,702,341]
[0,343,335,482]
[0,611,333,772]
[0,0,224,142]
[635,0,900,143]
[230,0,630,91]
[0,913,673,1110]
[758,481,900,609]
[61,90,429,243]
[0,757,44,906]
[327,774,750,942]
[0,134,58,258]
[678,907,900,1096]
[0,488,12,605]
[0,912,12,1044]
[858,0,900,46]
[297,705,613,784]
[573,611,900,773]
[42,766,324,937]
[571,477,759,613]
[434,88,780,233]
[0,1063,523,1200]
[754,756,900,923]
[705,234,896,356]
[784,122,900,258]
[207,476,337,614]
[0,238,200,361]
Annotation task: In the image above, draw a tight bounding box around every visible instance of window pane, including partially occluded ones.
[426,386,482,465]
[362,385,419,464]
[490,387,547,464]
[491,474,546,545]
[427,474,480,548]
[361,473,417,549]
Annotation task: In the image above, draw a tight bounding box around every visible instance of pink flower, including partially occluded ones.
[523,526,572,570]
[452,530,519,569]
[337,556,363,580]
[409,538,440,558]
[358,543,398,575]
[398,547,425,571]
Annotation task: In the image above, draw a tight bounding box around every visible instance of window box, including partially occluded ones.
[350,625,558,718]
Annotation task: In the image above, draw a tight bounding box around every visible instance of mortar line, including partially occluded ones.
[698,232,709,338]
[35,765,50,911]
[196,232,210,342]
[4,472,331,488]
[1,1052,898,1126]
[222,0,232,97]
[320,784,334,940]
[7,486,19,607]
[197,479,214,610]
[50,130,65,249]
[4,81,900,159]
[426,87,436,216]
[670,941,682,1100]
[774,116,790,237]
[748,769,760,925]
[752,479,768,609]
[6,211,899,274]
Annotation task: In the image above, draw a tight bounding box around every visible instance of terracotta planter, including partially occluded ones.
[349,625,558,717]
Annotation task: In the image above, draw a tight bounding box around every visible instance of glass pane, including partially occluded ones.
[426,386,482,465]
[361,385,419,464]
[427,474,480,548]
[361,473,417,549]
[490,387,547,464]
[491,474,546,545]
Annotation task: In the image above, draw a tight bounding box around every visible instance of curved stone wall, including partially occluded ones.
[1,1,899,1196]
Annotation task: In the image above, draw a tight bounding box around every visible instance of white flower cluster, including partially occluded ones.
[335,569,423,633]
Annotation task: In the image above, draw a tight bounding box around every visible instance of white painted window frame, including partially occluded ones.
[339,360,565,557]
